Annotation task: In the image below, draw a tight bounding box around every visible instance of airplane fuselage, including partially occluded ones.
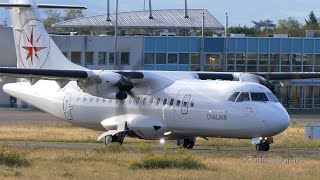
[4,79,290,141]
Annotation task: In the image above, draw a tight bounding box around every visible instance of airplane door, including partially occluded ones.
[181,94,191,114]
[63,93,73,120]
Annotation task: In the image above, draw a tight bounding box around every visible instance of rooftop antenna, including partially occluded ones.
[149,0,153,19]
[184,0,189,18]
[106,0,111,21]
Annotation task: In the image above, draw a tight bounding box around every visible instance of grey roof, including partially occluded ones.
[52,9,224,30]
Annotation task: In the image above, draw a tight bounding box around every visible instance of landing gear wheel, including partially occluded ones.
[177,137,196,149]
[256,143,270,151]
[105,132,126,145]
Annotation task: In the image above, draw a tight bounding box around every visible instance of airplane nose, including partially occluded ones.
[278,110,290,132]
[262,105,290,136]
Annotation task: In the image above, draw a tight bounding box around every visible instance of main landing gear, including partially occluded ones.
[177,137,196,149]
[105,132,126,145]
[253,137,273,152]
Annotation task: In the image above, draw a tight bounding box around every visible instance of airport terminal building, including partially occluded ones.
[0,9,320,109]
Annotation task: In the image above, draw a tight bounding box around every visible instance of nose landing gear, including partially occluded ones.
[252,137,273,152]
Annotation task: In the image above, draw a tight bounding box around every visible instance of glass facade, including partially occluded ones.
[144,36,320,109]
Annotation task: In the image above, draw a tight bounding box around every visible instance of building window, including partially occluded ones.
[144,53,155,64]
[109,52,115,65]
[259,54,268,72]
[281,54,290,72]
[85,52,93,65]
[168,53,178,64]
[206,54,222,65]
[71,52,81,65]
[179,53,189,64]
[98,52,107,65]
[121,52,130,65]
[190,65,200,71]
[247,54,257,72]
[191,53,200,64]
[303,54,313,72]
[156,53,166,64]
[270,54,280,72]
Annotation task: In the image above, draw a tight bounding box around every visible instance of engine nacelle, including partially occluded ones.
[78,71,124,99]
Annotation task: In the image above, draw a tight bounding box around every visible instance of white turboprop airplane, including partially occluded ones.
[1,0,319,151]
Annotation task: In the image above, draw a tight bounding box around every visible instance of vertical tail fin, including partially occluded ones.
[9,0,86,70]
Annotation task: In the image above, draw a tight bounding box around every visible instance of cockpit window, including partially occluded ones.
[236,92,250,102]
[228,92,240,102]
[266,92,279,103]
[251,92,269,102]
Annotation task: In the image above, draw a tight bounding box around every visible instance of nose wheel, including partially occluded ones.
[252,137,273,152]
[256,143,270,151]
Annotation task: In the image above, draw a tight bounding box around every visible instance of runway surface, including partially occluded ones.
[0,108,319,156]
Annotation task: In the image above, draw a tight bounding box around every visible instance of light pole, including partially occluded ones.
[114,0,119,70]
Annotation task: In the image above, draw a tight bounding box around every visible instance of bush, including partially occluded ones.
[92,143,125,154]
[0,148,30,167]
[133,143,155,153]
[128,153,206,170]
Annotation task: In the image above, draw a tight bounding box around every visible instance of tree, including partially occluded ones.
[63,9,85,21]
[43,10,63,32]
[251,19,276,31]
[305,11,318,26]
[228,25,257,36]
[273,17,304,37]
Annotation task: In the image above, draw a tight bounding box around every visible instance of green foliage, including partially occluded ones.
[228,25,256,36]
[305,11,318,27]
[63,9,85,21]
[273,17,304,37]
[0,148,30,167]
[92,143,125,153]
[128,152,206,170]
[133,143,155,153]
[43,10,63,32]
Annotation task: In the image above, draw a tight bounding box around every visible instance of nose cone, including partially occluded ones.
[262,104,290,136]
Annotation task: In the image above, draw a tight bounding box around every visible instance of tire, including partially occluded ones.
[262,143,270,151]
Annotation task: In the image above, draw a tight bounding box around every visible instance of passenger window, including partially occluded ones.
[96,98,100,103]
[135,97,140,105]
[83,96,87,102]
[103,99,106,103]
[156,98,161,106]
[150,98,154,105]
[169,99,174,106]
[143,98,147,105]
[236,92,250,102]
[109,99,113,103]
[183,101,188,107]
[176,100,181,106]
[228,92,240,102]
[116,100,120,104]
[129,98,133,104]
[266,92,279,103]
[251,92,269,102]
[190,100,194,107]
[163,99,167,106]
[90,97,94,102]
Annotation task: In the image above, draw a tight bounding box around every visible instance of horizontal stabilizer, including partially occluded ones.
[37,4,87,9]
[0,3,31,8]
[0,67,92,80]
[0,3,86,9]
